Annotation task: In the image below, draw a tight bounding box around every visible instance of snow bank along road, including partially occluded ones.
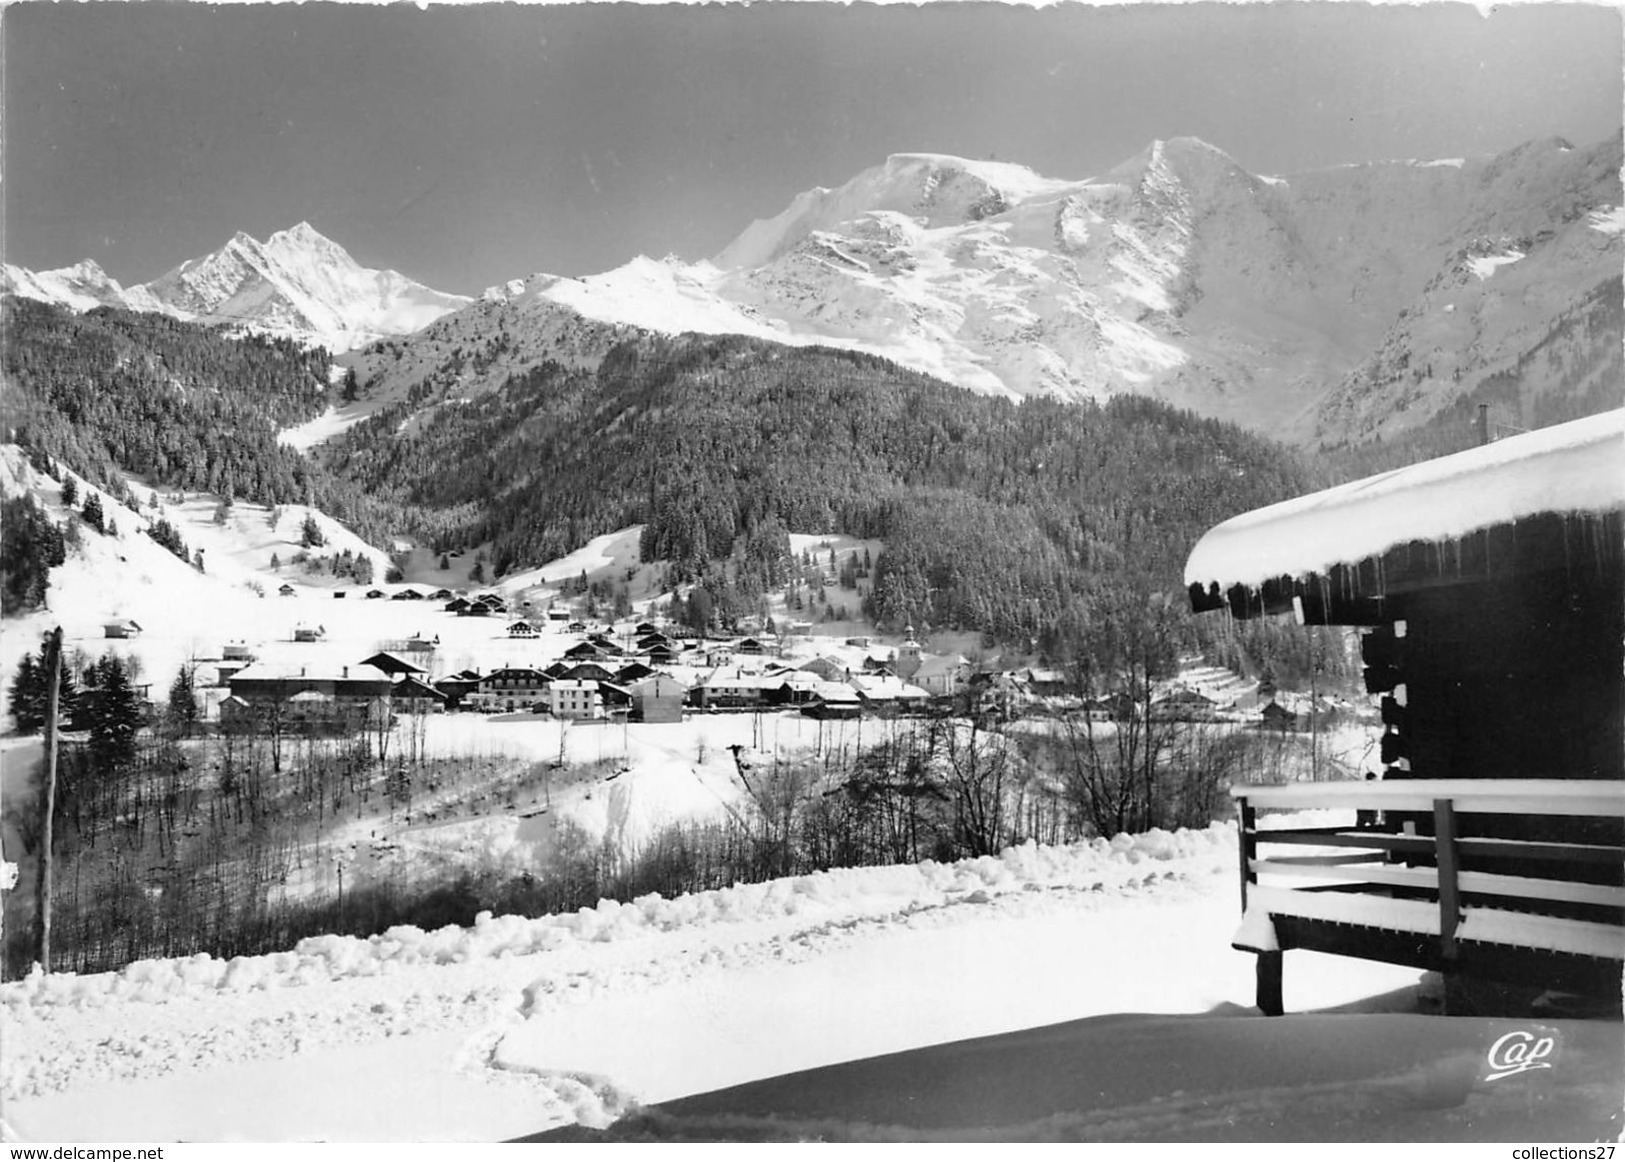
[0,823,1428,1142]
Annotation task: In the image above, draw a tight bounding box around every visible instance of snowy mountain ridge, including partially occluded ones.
[410,133,1619,445]
[2,223,470,354]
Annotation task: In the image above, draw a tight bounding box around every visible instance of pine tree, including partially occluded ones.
[83,654,141,775]
[81,492,105,534]
[8,647,77,735]
[167,664,199,736]
[300,513,325,548]
[60,476,77,508]
[1,495,67,613]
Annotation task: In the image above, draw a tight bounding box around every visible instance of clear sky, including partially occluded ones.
[5,1,1621,295]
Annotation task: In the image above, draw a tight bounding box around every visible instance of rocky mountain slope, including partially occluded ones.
[348,134,1621,446]
[8,136,1617,444]
[2,223,469,354]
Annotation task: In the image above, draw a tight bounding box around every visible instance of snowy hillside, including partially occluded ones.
[0,820,1429,1142]
[3,223,469,354]
[332,134,1622,445]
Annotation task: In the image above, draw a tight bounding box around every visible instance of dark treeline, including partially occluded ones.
[328,333,1309,658]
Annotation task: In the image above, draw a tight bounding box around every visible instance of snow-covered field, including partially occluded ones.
[7,813,1614,1145]
[2,819,1449,1143]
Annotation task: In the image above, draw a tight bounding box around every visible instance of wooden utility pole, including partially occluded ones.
[34,626,63,973]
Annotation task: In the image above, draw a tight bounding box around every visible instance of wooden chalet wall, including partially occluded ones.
[1394,566,1623,785]
[1357,511,1625,876]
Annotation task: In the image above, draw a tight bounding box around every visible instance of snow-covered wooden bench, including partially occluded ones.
[1231,779,1625,1015]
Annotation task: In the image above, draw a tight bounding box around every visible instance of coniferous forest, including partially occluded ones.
[325,333,1310,662]
[4,302,1346,673]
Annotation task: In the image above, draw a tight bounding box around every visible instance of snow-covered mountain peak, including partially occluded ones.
[5,225,470,353]
[263,221,358,270]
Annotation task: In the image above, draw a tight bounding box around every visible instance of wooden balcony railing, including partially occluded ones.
[1231,779,1625,1014]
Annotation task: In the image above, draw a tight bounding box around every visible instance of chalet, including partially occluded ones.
[429,588,454,601]
[912,655,969,698]
[797,655,850,683]
[587,633,620,652]
[223,661,392,735]
[692,670,766,710]
[629,674,688,724]
[508,620,539,638]
[843,637,872,649]
[1258,700,1298,732]
[474,667,549,712]
[1083,692,1136,722]
[973,671,1031,720]
[848,674,930,715]
[734,638,768,656]
[278,583,297,597]
[391,588,425,601]
[103,619,143,639]
[564,662,617,684]
[547,610,571,622]
[291,625,326,643]
[333,590,347,599]
[1186,409,1625,1013]
[1024,668,1069,698]
[802,684,862,720]
[764,670,825,707]
[564,641,610,661]
[548,679,603,720]
[598,682,633,714]
[392,676,449,713]
[641,644,681,665]
[434,671,482,710]
[444,598,472,614]
[862,650,897,675]
[360,651,425,680]
[1151,688,1216,721]
[615,661,656,684]
[222,642,254,661]
[635,632,675,652]
[634,621,660,637]
[542,661,574,680]
[567,621,587,633]
[364,589,386,600]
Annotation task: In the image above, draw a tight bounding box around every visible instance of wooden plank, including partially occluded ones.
[1255,830,1428,853]
[1251,858,1625,908]
[1251,859,1439,892]
[1232,779,1625,818]
[1256,951,1284,1017]
[1454,871,1625,909]
[1435,798,1460,960]
[1256,828,1624,864]
[1257,853,1390,867]
[1238,799,1257,912]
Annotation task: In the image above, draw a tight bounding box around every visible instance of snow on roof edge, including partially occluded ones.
[1185,409,1625,592]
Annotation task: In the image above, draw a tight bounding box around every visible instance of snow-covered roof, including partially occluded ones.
[1185,409,1625,594]
[849,674,930,700]
[229,661,391,684]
